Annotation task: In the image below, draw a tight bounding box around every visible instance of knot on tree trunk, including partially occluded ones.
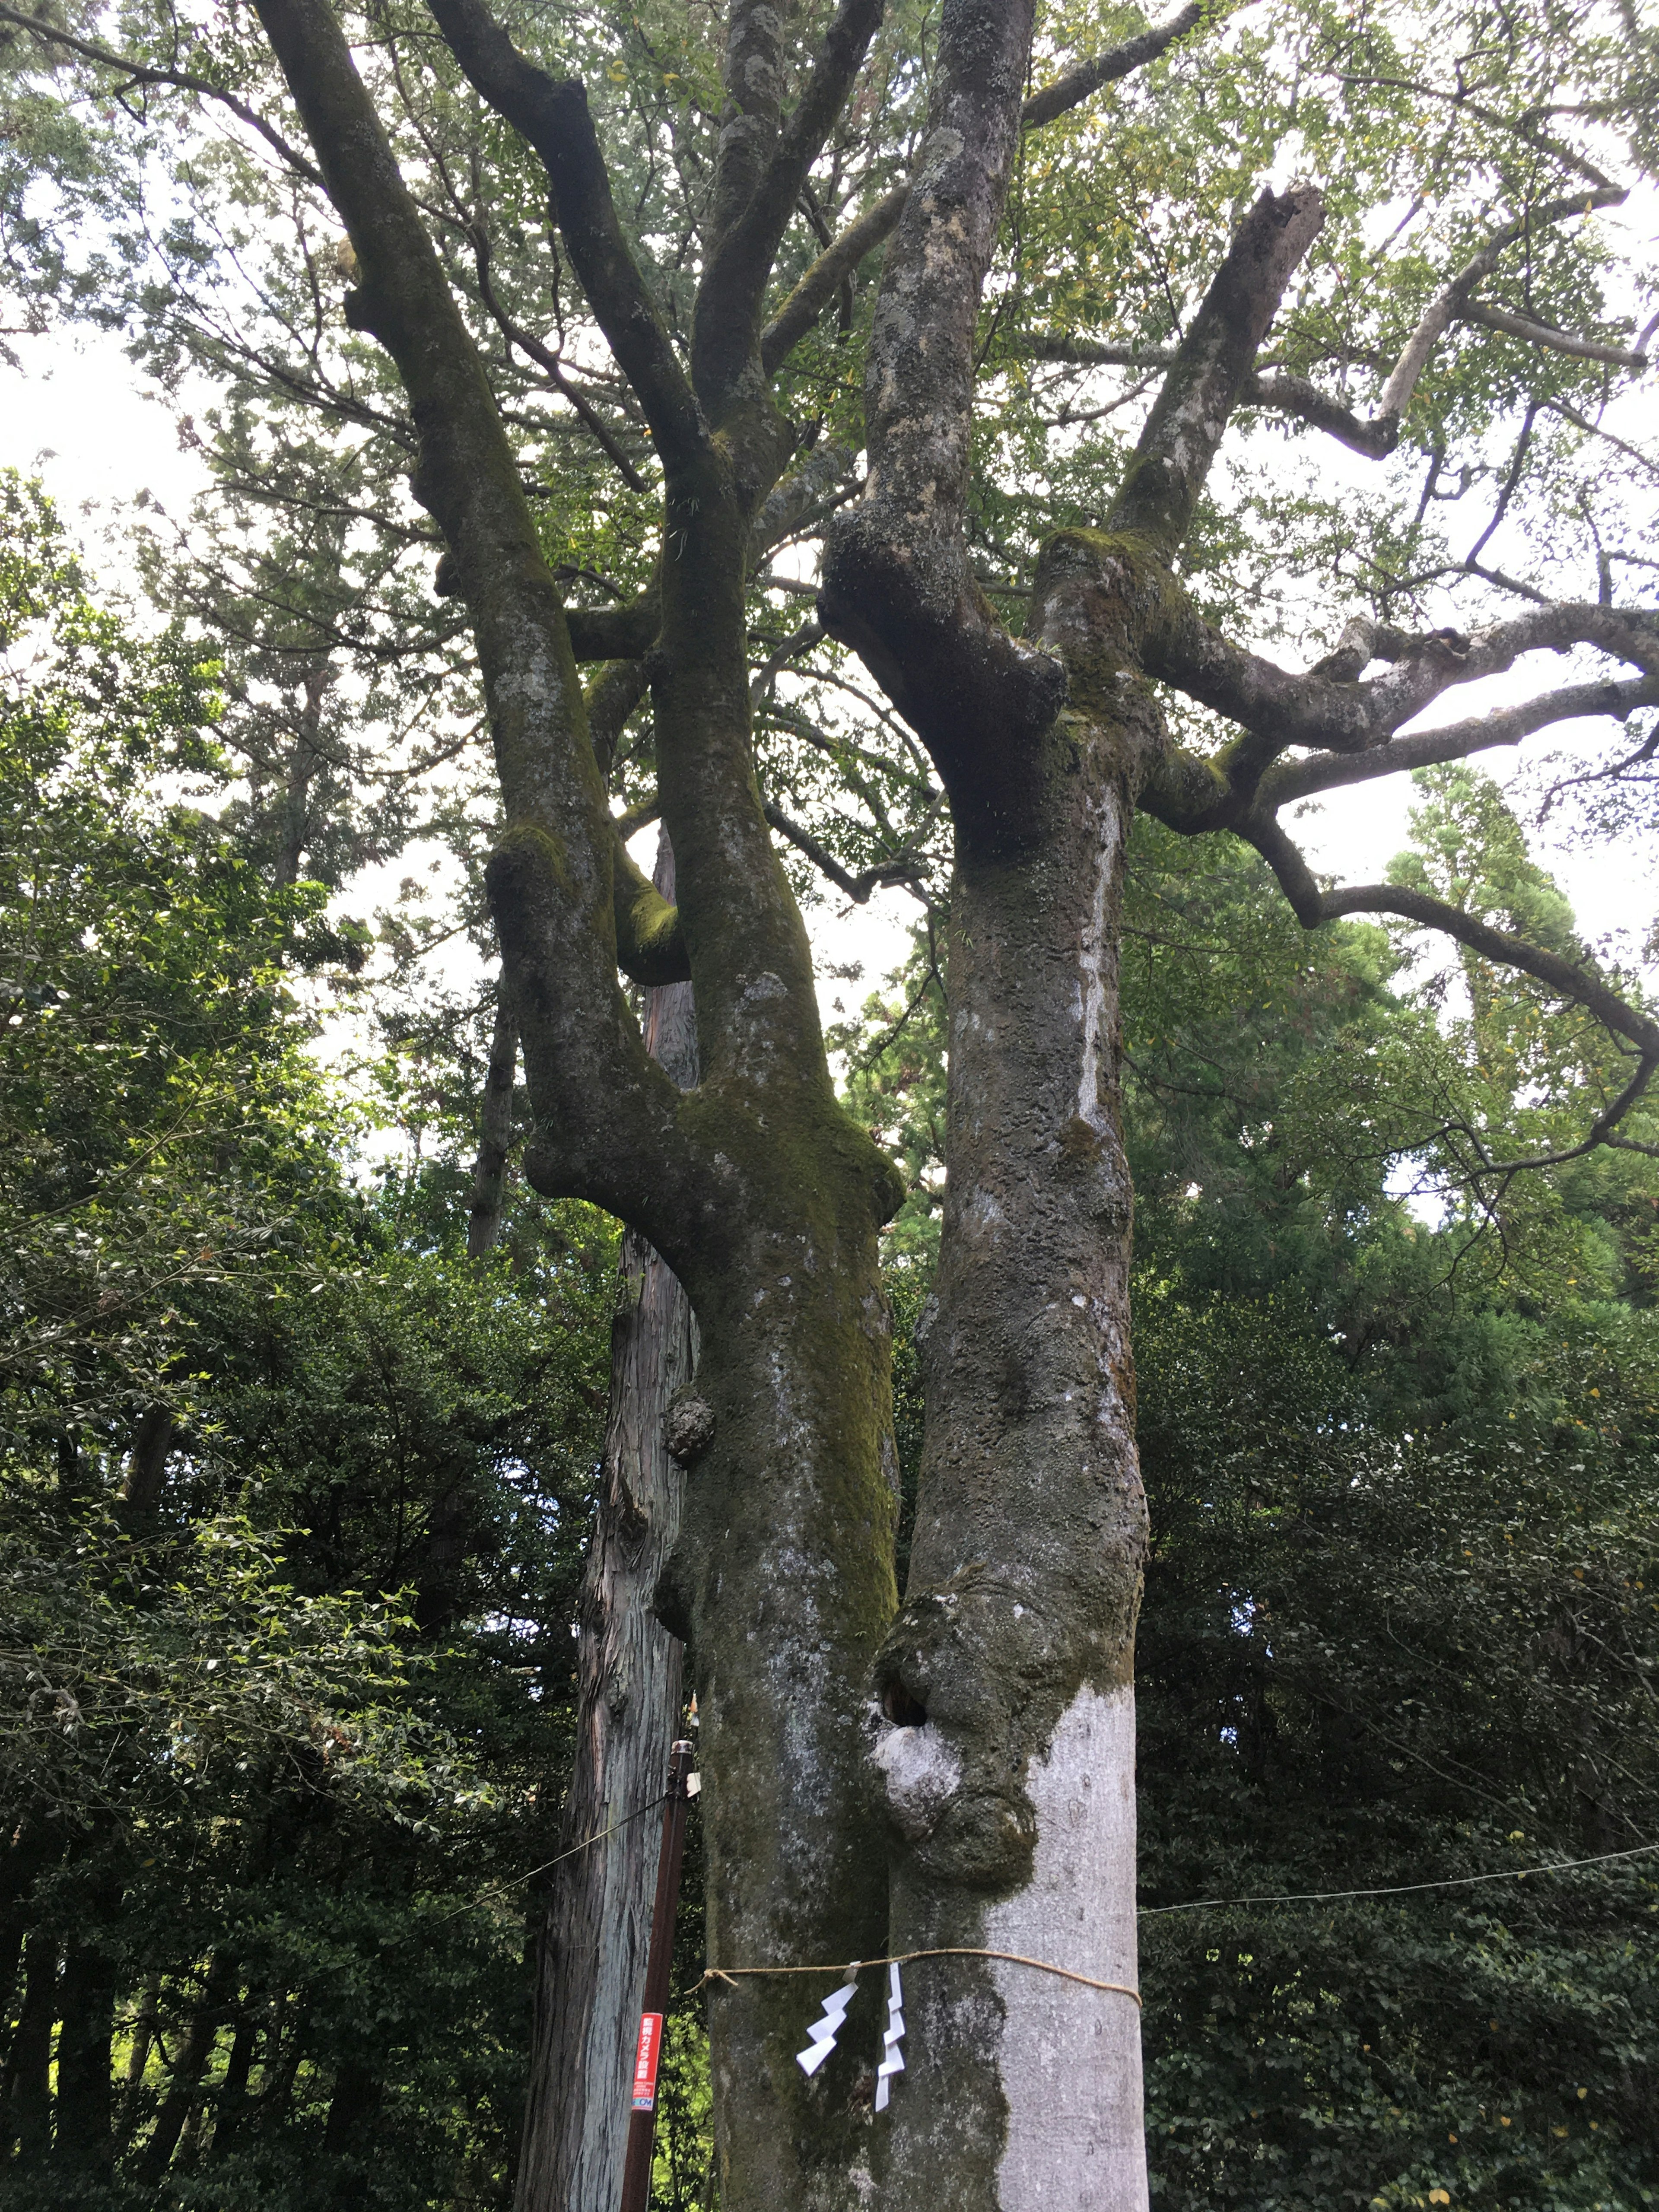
[663,1388,716,1465]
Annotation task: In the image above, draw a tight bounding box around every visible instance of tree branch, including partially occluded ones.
[760,4,1233,381]
[251,0,692,1232]
[566,592,660,661]
[1461,297,1648,370]
[820,0,1068,814]
[1259,672,1659,805]
[0,2,324,184]
[1020,0,1231,129]
[1143,594,1659,778]
[763,803,928,904]
[423,0,709,472]
[467,223,649,490]
[760,186,909,375]
[694,0,886,416]
[1106,184,1326,556]
[1377,188,1626,422]
[1241,813,1659,1174]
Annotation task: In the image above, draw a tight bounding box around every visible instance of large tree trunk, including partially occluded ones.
[517,831,696,2212]
[867,566,1162,2210]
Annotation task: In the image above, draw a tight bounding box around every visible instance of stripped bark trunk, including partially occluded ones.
[467,992,519,1259]
[516,829,696,2212]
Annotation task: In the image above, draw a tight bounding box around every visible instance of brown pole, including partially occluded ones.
[618,1738,696,2212]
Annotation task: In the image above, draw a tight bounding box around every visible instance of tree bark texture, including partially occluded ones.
[866,572,1160,2212]
[467,992,519,1259]
[236,1,1384,2202]
[517,830,697,2212]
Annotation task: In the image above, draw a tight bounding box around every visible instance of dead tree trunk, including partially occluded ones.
[516,830,697,2212]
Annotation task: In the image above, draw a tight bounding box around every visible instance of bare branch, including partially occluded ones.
[1378,188,1626,422]
[763,803,929,905]
[1259,673,1659,805]
[1242,814,1659,1173]
[1021,0,1228,129]
[468,224,649,491]
[1461,297,1648,370]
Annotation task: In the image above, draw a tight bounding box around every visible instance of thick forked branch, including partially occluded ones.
[695,0,886,415]
[1033,188,1639,466]
[0,2,324,182]
[1030,334,1401,456]
[1243,814,1659,1173]
[423,0,708,470]
[251,0,690,1233]
[1106,182,1326,555]
[1378,187,1627,421]
[821,0,1067,817]
[1141,594,1659,787]
[763,2,1227,380]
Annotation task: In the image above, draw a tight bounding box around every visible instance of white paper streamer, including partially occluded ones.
[795,1979,857,2077]
[874,1961,905,2111]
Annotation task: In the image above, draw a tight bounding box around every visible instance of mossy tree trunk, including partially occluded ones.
[235,0,1659,2201]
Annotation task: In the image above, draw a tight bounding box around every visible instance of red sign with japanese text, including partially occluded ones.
[631,2011,664,2112]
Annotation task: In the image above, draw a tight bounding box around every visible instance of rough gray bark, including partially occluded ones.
[517,830,696,2212]
[865,559,1163,2212]
[229,0,1659,2200]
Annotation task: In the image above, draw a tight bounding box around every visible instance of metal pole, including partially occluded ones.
[619,1738,696,2212]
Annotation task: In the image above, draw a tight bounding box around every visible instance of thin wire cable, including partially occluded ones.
[700,1948,1142,2005]
[1137,1837,1659,1916]
[696,1840,1659,1994]
[442,1791,671,1923]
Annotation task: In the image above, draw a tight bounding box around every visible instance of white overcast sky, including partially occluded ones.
[5,318,1655,1026]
